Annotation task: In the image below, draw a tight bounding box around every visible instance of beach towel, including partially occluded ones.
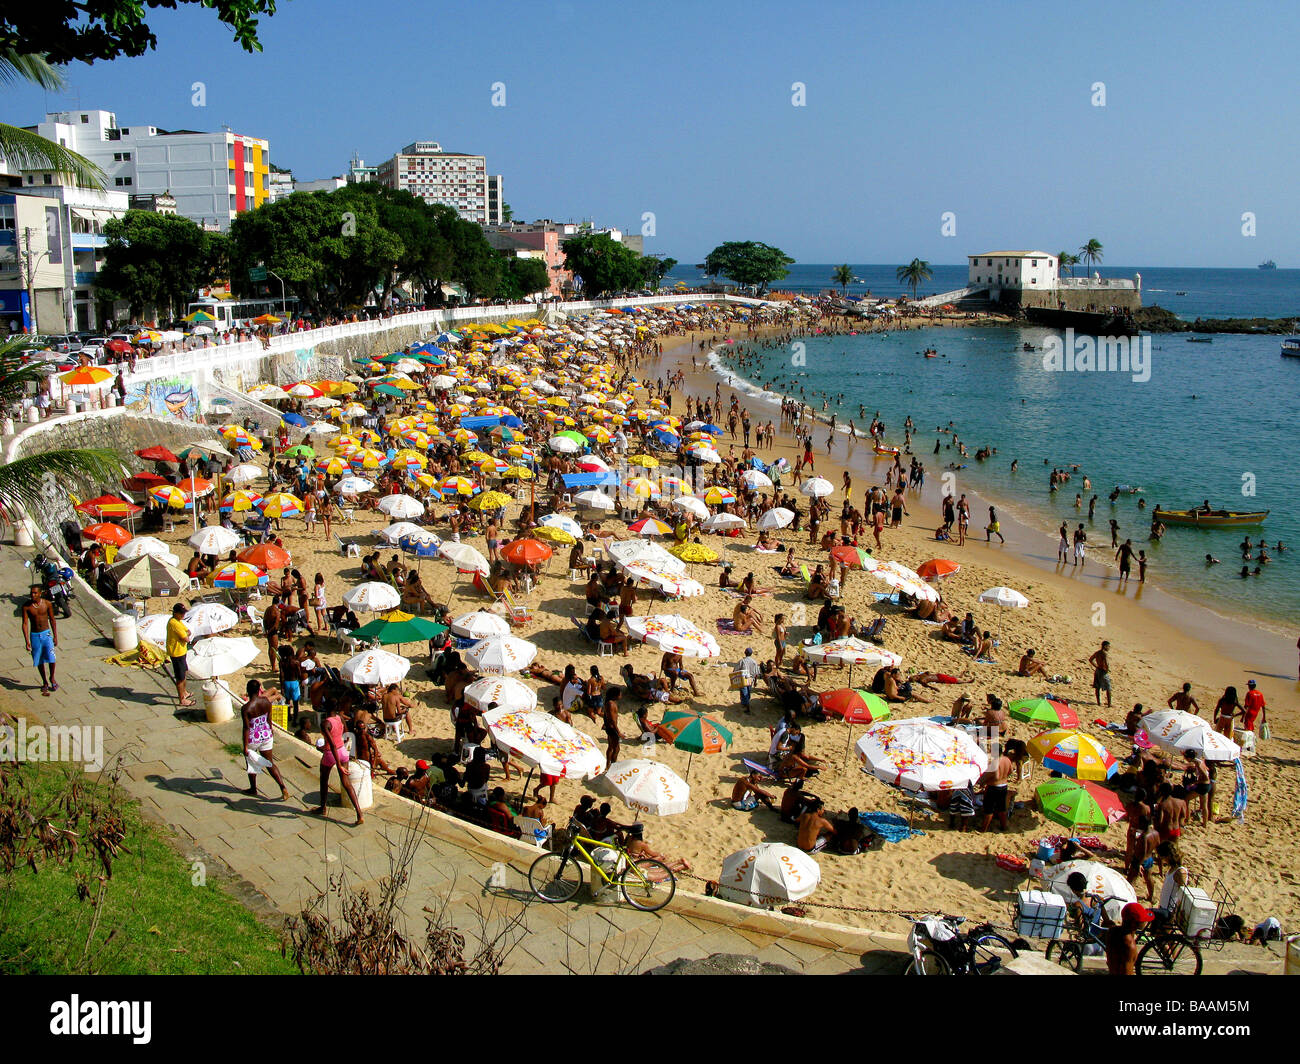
[1232,757,1247,821]
[104,637,166,670]
[716,618,743,635]
[860,811,924,843]
[753,546,781,554]
[871,592,897,603]
[722,587,773,598]
[799,564,811,583]
[773,566,797,579]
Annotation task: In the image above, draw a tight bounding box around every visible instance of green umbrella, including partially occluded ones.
[555,429,586,445]
[374,384,407,399]
[350,610,448,647]
[659,709,732,779]
[1034,778,1126,831]
[281,444,316,459]
[107,553,189,597]
[1009,697,1079,729]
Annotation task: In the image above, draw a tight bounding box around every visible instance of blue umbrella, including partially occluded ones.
[282,412,309,427]
[654,428,680,448]
[400,536,441,558]
[695,422,722,435]
[500,414,524,428]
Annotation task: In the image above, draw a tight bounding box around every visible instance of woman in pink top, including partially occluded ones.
[313,704,364,825]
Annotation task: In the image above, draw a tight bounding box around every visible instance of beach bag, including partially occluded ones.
[1259,721,1271,741]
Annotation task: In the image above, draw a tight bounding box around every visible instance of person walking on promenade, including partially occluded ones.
[21,584,58,695]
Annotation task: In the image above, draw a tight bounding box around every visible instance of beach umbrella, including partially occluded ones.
[624,614,721,658]
[917,559,961,582]
[1140,710,1241,762]
[188,525,241,555]
[757,507,795,530]
[701,512,745,532]
[136,613,172,644]
[258,493,305,519]
[465,635,538,675]
[227,463,262,485]
[660,709,732,754]
[450,611,512,640]
[106,553,188,596]
[149,484,191,510]
[118,536,179,564]
[315,455,350,476]
[978,586,1029,608]
[134,445,180,463]
[627,454,659,469]
[670,496,709,520]
[334,476,375,495]
[281,412,310,428]
[380,522,437,546]
[288,381,323,398]
[60,366,113,386]
[546,434,581,453]
[799,637,901,685]
[439,475,480,497]
[624,476,659,499]
[719,843,820,908]
[186,636,260,679]
[377,494,425,519]
[439,541,490,575]
[1035,778,1127,831]
[237,543,291,570]
[1009,697,1079,729]
[219,489,263,513]
[830,544,874,569]
[501,538,552,566]
[667,542,718,564]
[574,489,615,511]
[350,609,448,647]
[81,522,132,547]
[697,486,737,507]
[212,562,268,589]
[1047,860,1136,910]
[1027,729,1118,780]
[629,516,673,537]
[598,760,690,818]
[619,561,702,597]
[183,602,240,638]
[78,494,144,519]
[482,709,606,780]
[533,525,575,546]
[739,469,773,490]
[577,455,610,473]
[819,688,891,726]
[538,513,583,538]
[856,719,988,793]
[341,647,410,686]
[280,444,315,459]
[120,473,167,494]
[467,490,512,512]
[464,675,537,713]
[800,477,834,497]
[348,448,388,470]
[343,582,402,612]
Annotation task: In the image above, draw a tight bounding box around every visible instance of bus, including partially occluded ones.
[185,296,300,331]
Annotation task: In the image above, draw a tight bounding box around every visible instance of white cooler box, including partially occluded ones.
[1177,886,1215,939]
[1015,889,1067,939]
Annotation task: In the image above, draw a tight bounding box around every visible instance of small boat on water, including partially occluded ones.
[1281,336,1300,358]
[1174,291,1187,295]
[873,445,901,458]
[1259,260,1277,269]
[1153,508,1269,528]
[1186,336,1213,343]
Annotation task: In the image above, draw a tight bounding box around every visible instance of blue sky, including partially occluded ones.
[8,0,1299,265]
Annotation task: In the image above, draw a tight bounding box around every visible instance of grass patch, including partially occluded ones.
[0,760,296,975]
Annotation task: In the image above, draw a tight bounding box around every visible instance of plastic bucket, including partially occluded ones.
[201,679,234,724]
[112,613,138,653]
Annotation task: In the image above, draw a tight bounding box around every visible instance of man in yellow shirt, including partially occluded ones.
[166,603,194,707]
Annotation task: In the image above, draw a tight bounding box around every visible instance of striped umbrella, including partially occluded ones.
[348,448,388,471]
[629,517,673,537]
[659,709,733,778]
[1027,729,1118,781]
[390,448,428,472]
[439,475,480,497]
[212,562,268,589]
[697,486,737,506]
[315,455,350,475]
[258,493,304,519]
[219,489,264,513]
[149,484,192,510]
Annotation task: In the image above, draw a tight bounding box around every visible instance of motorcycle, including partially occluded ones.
[27,552,75,618]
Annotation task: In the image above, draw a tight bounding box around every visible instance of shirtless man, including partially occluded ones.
[660,650,700,697]
[241,679,289,801]
[1088,640,1112,708]
[1106,903,1153,976]
[382,683,413,734]
[730,771,777,810]
[796,799,836,853]
[625,824,691,872]
[1153,782,1188,844]
[1017,649,1048,678]
[1166,682,1199,716]
[21,584,58,694]
[978,738,1027,832]
[1125,815,1161,902]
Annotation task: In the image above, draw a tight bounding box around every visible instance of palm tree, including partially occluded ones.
[831,264,854,297]
[1078,239,1104,279]
[0,51,104,189]
[0,339,125,523]
[896,258,933,300]
[1056,251,1079,278]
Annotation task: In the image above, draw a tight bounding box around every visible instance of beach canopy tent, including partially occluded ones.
[561,471,620,489]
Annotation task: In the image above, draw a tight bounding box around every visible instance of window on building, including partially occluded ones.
[0,204,14,231]
[80,114,88,123]
[43,174,53,185]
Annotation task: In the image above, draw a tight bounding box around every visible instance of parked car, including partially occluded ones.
[48,334,83,354]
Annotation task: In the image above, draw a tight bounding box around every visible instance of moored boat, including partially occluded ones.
[1281,336,1300,358]
[1153,508,1269,528]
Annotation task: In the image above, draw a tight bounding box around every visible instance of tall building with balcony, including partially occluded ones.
[29,110,269,230]
[377,141,502,224]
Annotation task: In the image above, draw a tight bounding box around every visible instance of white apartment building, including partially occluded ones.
[968,251,1058,291]
[376,141,503,224]
[30,110,270,230]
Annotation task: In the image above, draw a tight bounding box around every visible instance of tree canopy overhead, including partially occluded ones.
[1,2,278,66]
[96,210,225,319]
[561,233,645,298]
[702,241,794,294]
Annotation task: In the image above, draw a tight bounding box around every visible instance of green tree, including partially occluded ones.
[1056,251,1079,278]
[500,202,514,223]
[702,241,794,295]
[832,264,854,297]
[0,338,124,522]
[96,211,222,319]
[896,258,933,299]
[1,2,278,66]
[0,51,103,189]
[496,257,550,301]
[432,205,501,300]
[1078,238,1104,277]
[561,233,644,297]
[335,183,450,308]
[640,255,677,291]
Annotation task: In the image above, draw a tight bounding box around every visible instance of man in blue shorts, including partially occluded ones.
[21,584,59,695]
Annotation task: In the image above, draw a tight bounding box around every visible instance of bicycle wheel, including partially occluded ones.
[619,857,676,912]
[904,949,952,975]
[970,932,1019,974]
[528,851,583,903]
[1137,934,1203,975]
[1045,939,1084,973]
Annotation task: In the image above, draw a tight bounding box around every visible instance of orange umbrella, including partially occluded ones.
[176,476,214,497]
[81,522,133,546]
[916,559,960,581]
[501,538,552,566]
[60,366,113,386]
[237,543,292,570]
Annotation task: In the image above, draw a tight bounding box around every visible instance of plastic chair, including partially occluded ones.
[514,816,552,849]
[383,718,406,744]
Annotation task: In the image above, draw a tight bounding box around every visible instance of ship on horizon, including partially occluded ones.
[1259,259,1277,269]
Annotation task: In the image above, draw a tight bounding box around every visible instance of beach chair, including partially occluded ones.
[335,532,360,558]
[862,616,887,643]
[571,616,614,656]
[499,586,531,624]
[514,816,553,849]
[383,717,406,744]
[799,563,811,586]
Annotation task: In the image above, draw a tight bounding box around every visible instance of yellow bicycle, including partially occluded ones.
[528,821,677,912]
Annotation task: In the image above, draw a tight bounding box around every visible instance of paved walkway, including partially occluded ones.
[0,539,907,974]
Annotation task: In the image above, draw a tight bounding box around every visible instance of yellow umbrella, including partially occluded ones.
[469,491,513,511]
[501,466,534,480]
[409,472,437,490]
[627,454,660,468]
[391,448,428,470]
[462,450,493,463]
[625,476,659,498]
[533,526,576,545]
[669,542,719,563]
[260,492,305,518]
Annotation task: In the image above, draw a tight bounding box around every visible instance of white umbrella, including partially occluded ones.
[343,581,402,612]
[377,494,425,519]
[306,421,339,436]
[288,382,320,397]
[739,469,773,490]
[574,489,615,511]
[188,525,241,555]
[719,843,821,907]
[341,647,410,686]
[671,496,709,520]
[191,324,214,335]
[608,539,686,574]
[334,476,376,495]
[378,521,436,545]
[620,561,704,597]
[118,536,179,565]
[451,610,511,640]
[856,719,988,793]
[227,463,262,485]
[800,476,834,497]
[465,635,538,675]
[183,602,240,638]
[482,708,606,780]
[702,512,745,532]
[187,636,260,679]
[757,507,795,530]
[431,375,457,390]
[978,586,1030,609]
[439,541,490,575]
[247,384,288,401]
[692,448,722,464]
[537,513,584,539]
[598,760,690,817]
[579,454,611,471]
[181,439,232,459]
[624,614,721,658]
[1141,710,1241,762]
[547,435,581,453]
[1048,859,1137,915]
[306,396,340,408]
[136,613,171,645]
[800,637,901,676]
[463,675,538,713]
[868,566,940,603]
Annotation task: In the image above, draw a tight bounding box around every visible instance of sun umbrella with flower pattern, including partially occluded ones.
[624,614,720,658]
[856,719,988,793]
[483,708,606,780]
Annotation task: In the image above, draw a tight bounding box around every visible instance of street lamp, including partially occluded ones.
[257,260,287,316]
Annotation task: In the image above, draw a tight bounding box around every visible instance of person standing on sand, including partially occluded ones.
[1167,682,1199,716]
[985,506,1004,543]
[1116,538,1135,584]
[1089,640,1112,708]
[1058,522,1069,563]
[978,738,1027,832]
[1073,524,1087,568]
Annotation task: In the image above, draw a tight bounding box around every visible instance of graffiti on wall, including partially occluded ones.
[123,377,200,421]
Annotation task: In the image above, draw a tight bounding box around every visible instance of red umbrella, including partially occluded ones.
[135,445,180,463]
[501,538,552,566]
[81,522,133,546]
[122,472,168,492]
[818,688,891,725]
[917,559,960,581]
[829,544,872,568]
[105,338,133,353]
[237,543,292,570]
[74,494,143,519]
